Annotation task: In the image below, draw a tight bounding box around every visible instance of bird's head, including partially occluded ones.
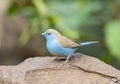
[41,29,61,40]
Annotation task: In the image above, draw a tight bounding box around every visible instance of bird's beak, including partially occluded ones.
[41,32,46,36]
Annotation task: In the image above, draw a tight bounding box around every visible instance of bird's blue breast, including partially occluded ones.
[46,40,77,56]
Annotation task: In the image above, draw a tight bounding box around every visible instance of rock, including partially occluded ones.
[0,53,120,84]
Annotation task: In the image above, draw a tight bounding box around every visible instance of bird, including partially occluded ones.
[42,29,99,63]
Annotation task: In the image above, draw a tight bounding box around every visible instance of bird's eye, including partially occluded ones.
[48,33,51,35]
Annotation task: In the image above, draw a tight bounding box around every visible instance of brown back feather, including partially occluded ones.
[58,36,80,48]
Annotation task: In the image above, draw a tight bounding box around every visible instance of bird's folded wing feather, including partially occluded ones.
[58,36,80,48]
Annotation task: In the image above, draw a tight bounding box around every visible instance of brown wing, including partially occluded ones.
[58,36,80,48]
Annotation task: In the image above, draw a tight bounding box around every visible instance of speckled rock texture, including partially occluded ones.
[0,53,120,84]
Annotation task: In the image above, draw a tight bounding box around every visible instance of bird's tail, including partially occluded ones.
[80,41,99,46]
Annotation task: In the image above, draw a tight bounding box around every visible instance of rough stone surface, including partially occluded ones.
[0,53,120,84]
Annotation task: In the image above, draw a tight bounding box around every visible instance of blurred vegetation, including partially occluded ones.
[6,0,120,69]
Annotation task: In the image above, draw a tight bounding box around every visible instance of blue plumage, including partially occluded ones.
[80,41,99,46]
[42,29,99,62]
[46,38,77,56]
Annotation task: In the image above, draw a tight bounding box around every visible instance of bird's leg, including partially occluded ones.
[65,54,72,63]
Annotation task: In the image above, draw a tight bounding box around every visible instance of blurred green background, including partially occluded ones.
[0,0,120,69]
